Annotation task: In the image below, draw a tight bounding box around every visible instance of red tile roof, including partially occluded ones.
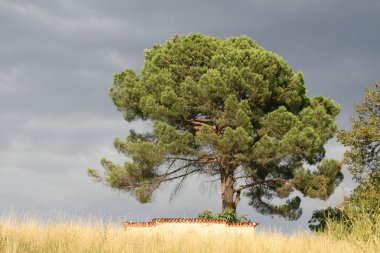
[124,218,258,228]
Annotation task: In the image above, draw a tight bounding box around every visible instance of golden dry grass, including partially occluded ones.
[0,216,378,253]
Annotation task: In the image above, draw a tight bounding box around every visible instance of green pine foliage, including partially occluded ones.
[88,33,342,219]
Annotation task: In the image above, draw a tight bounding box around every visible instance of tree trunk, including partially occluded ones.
[221,173,236,211]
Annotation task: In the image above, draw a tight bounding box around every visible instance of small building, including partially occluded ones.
[124,218,258,235]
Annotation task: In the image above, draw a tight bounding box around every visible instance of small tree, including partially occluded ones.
[89,33,342,220]
[310,82,380,234]
[337,82,380,182]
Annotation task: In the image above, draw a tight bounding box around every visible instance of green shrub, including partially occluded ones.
[197,209,248,222]
[197,209,214,219]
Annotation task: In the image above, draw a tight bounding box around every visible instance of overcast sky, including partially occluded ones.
[1,0,379,232]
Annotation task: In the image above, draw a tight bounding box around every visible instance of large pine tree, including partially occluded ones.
[89,33,343,220]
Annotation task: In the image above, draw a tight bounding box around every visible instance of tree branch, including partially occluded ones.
[161,168,202,182]
[193,118,215,123]
[234,178,291,192]
[167,157,201,162]
[209,144,224,170]
[160,163,195,178]
[167,156,216,163]
[234,190,241,208]
[370,142,380,159]
[186,120,217,131]
[161,157,215,178]
[204,177,221,183]
[163,159,177,175]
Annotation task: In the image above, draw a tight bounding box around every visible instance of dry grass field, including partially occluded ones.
[0,216,379,253]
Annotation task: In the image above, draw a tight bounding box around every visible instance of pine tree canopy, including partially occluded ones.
[88,33,343,220]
